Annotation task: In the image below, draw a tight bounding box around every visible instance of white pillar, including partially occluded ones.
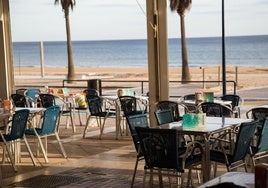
[146,0,169,126]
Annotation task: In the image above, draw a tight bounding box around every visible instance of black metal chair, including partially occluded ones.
[83,96,116,139]
[74,89,99,126]
[11,93,28,107]
[154,109,174,125]
[119,96,145,135]
[249,117,268,170]
[126,114,149,188]
[210,120,259,176]
[221,94,241,117]
[183,94,196,101]
[201,102,233,117]
[135,127,203,187]
[156,100,182,121]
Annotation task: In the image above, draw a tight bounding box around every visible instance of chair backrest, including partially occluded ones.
[25,89,40,100]
[16,88,27,96]
[221,94,240,110]
[232,120,258,162]
[11,94,28,107]
[135,127,179,170]
[154,109,174,125]
[157,100,181,121]
[86,96,103,116]
[39,93,56,108]
[83,89,99,98]
[201,102,232,117]
[247,107,268,125]
[256,117,268,153]
[39,106,60,135]
[119,96,138,116]
[126,114,149,153]
[183,94,196,101]
[10,109,30,140]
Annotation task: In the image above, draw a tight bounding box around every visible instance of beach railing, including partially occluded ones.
[62,79,237,97]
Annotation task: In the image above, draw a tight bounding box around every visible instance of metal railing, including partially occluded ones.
[62,79,237,97]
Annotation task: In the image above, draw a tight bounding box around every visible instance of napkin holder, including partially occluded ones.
[182,113,206,130]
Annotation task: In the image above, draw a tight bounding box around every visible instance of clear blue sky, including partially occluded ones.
[9,0,268,42]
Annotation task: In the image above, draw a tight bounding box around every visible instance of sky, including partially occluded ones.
[9,0,268,42]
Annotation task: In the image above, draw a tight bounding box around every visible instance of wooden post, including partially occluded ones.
[40,41,45,77]
[235,66,238,86]
[218,65,221,86]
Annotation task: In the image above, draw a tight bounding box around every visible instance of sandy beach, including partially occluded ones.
[14,65,268,90]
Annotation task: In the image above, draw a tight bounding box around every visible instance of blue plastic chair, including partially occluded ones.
[210,120,259,176]
[154,109,174,125]
[24,88,40,107]
[250,117,268,169]
[0,109,36,171]
[25,106,67,163]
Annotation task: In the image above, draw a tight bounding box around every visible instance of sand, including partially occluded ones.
[14,65,268,90]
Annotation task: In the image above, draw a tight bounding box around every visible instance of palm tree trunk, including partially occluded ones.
[64,10,75,81]
[180,13,191,83]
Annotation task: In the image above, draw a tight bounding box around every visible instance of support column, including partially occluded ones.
[146,0,169,126]
[0,0,14,100]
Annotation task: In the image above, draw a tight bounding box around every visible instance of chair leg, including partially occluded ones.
[36,135,49,163]
[131,157,139,188]
[83,116,91,138]
[69,111,76,133]
[55,133,67,158]
[99,117,107,139]
[5,142,18,171]
[23,137,37,166]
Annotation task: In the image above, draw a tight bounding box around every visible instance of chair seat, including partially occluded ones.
[91,112,116,117]
[210,150,234,164]
[25,128,43,136]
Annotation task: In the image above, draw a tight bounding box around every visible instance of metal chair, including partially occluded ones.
[156,100,182,121]
[249,117,268,170]
[74,89,99,126]
[11,93,28,107]
[0,109,36,171]
[154,109,174,125]
[201,102,233,117]
[119,95,145,135]
[126,114,149,188]
[25,106,67,163]
[210,120,259,176]
[183,94,196,101]
[39,93,75,133]
[136,127,203,187]
[221,94,242,117]
[83,96,116,139]
[246,107,268,126]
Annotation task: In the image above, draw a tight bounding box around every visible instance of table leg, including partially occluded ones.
[203,137,211,182]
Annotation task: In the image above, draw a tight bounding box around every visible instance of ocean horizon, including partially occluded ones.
[12,35,268,68]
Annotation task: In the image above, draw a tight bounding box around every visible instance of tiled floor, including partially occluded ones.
[1,113,255,188]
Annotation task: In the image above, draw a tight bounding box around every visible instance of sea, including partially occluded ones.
[12,35,268,68]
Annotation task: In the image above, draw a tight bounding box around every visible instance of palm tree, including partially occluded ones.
[55,0,76,81]
[170,0,192,83]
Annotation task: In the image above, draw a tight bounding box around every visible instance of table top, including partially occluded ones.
[15,107,45,114]
[197,172,254,188]
[183,99,232,105]
[160,117,252,134]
